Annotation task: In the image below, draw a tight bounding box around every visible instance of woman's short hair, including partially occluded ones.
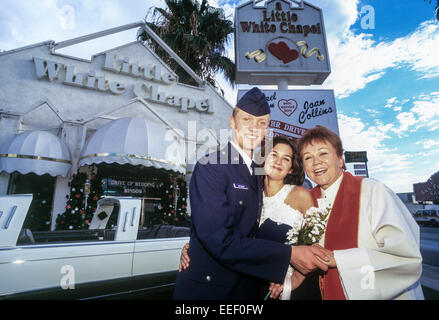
[264,136,305,186]
[297,126,346,170]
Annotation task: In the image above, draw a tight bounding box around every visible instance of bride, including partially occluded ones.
[179,136,323,300]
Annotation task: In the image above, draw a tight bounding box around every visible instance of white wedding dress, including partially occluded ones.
[257,184,304,300]
[260,184,304,230]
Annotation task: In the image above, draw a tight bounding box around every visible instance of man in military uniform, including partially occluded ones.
[173,87,329,300]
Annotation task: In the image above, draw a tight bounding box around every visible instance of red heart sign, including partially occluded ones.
[268,42,299,64]
[278,99,298,117]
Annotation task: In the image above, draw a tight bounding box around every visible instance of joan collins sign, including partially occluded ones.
[235,0,331,85]
[238,89,339,140]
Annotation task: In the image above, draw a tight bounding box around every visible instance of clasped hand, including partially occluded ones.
[269,244,336,299]
[179,243,336,273]
[289,244,336,275]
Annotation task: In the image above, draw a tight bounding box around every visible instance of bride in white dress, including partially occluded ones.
[256,136,320,300]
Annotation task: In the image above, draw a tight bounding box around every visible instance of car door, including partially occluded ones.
[0,197,140,299]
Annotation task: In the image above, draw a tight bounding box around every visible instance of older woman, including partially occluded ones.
[298,126,424,300]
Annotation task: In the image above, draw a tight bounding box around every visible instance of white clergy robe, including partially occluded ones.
[318,176,424,300]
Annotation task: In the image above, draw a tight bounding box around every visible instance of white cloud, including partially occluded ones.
[383,97,406,112]
[0,0,163,58]
[387,97,397,104]
[389,92,439,136]
[420,147,439,158]
[311,0,359,39]
[416,139,439,149]
[321,20,439,98]
[392,112,418,137]
[411,92,439,126]
[338,113,430,193]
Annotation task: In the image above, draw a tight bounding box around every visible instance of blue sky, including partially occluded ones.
[1,0,438,193]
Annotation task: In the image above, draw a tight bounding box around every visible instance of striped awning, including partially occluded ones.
[0,131,72,177]
[79,117,186,174]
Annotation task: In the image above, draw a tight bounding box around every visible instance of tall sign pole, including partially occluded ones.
[235,0,335,141]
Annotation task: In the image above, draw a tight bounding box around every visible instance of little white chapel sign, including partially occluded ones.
[235,0,331,86]
[32,53,214,114]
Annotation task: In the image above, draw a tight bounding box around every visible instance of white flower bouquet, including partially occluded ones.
[285,205,331,246]
[264,205,331,300]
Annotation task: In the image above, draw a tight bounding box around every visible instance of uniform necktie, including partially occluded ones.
[251,161,259,186]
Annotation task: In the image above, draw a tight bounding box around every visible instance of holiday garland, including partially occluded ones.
[146,176,189,227]
[55,170,103,230]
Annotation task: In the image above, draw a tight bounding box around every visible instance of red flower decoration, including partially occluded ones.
[174,217,179,222]
[93,196,98,201]
[66,205,71,210]
[85,220,89,225]
[181,205,185,209]
[75,194,81,199]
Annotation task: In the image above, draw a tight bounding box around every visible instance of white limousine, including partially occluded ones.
[0,195,190,299]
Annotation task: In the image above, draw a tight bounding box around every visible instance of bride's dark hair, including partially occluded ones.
[263,136,305,186]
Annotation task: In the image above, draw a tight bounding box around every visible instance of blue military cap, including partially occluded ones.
[236,87,270,116]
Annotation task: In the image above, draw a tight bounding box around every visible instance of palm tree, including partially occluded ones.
[138,0,235,91]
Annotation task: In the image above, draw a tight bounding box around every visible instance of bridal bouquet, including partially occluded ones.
[285,205,331,246]
[264,205,331,300]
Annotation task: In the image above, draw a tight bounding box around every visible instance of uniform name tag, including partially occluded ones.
[233,184,248,190]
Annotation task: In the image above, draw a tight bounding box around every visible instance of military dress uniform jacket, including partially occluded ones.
[173,143,291,300]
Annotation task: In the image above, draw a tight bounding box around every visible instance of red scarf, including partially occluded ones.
[310,171,363,300]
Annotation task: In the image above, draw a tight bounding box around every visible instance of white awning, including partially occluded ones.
[79,117,186,174]
[0,131,72,177]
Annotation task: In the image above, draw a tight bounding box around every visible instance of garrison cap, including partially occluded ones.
[236,87,270,116]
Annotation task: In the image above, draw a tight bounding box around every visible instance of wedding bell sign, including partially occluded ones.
[235,0,331,85]
[237,89,339,139]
